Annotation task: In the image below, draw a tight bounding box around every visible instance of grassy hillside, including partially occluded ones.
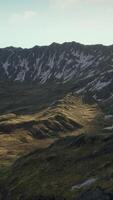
[0,81,72,167]
[3,133,113,200]
[0,93,106,167]
[0,83,112,200]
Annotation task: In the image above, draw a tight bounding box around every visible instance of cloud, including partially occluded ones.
[49,0,77,9]
[22,10,37,19]
[49,0,112,9]
[9,10,37,24]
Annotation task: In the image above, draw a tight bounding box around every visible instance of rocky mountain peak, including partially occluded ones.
[0,42,113,114]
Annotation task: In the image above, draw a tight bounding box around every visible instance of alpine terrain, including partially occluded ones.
[0,42,113,200]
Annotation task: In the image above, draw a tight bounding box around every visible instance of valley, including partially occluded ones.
[0,42,113,200]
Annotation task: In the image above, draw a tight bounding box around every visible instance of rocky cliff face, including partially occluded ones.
[0,42,113,114]
[0,42,113,84]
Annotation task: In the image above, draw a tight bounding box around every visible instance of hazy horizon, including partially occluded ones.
[1,41,113,49]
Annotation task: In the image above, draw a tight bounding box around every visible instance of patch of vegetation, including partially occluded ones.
[2,133,113,200]
[0,83,112,200]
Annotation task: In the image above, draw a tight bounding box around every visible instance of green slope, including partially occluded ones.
[0,93,105,167]
[3,133,113,200]
[0,92,112,200]
[0,83,112,200]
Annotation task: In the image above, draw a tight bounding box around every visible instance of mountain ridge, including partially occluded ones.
[0,41,113,114]
[1,41,113,83]
[1,41,113,50]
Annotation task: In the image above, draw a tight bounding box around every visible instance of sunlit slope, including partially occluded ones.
[0,94,105,167]
[0,94,112,199]
[0,94,105,138]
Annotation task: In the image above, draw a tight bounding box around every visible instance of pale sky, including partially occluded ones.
[0,0,113,47]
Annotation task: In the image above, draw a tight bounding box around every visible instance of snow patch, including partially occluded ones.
[104,126,113,130]
[15,58,29,81]
[2,61,10,76]
[93,80,111,91]
[71,178,97,191]
[104,115,113,120]
[76,87,86,94]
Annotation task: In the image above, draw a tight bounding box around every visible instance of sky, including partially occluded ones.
[0,0,113,47]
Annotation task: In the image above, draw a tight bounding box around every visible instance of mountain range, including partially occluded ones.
[0,42,113,114]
